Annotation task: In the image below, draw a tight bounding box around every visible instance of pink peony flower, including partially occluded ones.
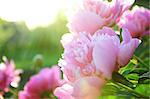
[0,57,22,92]
[54,76,106,99]
[59,27,140,81]
[19,66,63,99]
[67,0,135,35]
[118,6,150,38]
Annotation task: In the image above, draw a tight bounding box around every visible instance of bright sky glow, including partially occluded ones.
[0,0,80,29]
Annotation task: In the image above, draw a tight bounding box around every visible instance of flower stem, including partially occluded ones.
[133,55,148,67]
[112,72,149,98]
[115,82,149,99]
[9,88,17,97]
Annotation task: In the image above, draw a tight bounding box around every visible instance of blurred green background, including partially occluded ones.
[0,13,68,69]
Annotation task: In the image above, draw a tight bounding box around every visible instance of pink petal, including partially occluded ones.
[118,38,140,67]
[67,10,104,35]
[54,84,74,99]
[93,36,118,79]
[19,91,40,99]
[40,66,62,89]
[72,76,106,99]
[95,27,116,36]
[121,28,132,43]
[54,76,106,99]
[118,29,140,66]
[25,75,48,94]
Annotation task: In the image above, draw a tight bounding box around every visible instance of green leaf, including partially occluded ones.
[140,71,150,78]
[138,78,150,84]
[101,83,119,96]
[119,62,134,76]
[135,84,150,96]
[130,68,148,75]
[126,74,139,81]
[101,83,134,98]
[134,36,149,68]
[112,72,135,89]
[138,71,150,84]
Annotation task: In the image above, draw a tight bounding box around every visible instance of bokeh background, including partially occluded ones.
[0,0,149,98]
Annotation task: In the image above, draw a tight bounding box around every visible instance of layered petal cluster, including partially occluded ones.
[19,66,62,99]
[67,0,135,35]
[118,6,150,38]
[56,27,140,99]
[54,76,106,99]
[0,57,22,92]
[59,27,140,80]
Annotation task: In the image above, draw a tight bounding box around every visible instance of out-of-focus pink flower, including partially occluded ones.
[118,6,150,38]
[0,57,22,92]
[19,91,39,99]
[54,76,106,99]
[59,27,140,80]
[19,66,63,99]
[67,0,135,35]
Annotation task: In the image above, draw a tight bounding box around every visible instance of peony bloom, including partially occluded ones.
[118,6,150,38]
[59,27,140,81]
[54,76,106,99]
[19,66,63,99]
[67,0,135,35]
[0,57,22,92]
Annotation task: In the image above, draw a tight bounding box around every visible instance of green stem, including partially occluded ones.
[115,82,149,98]
[49,93,57,99]
[133,55,148,67]
[112,72,149,98]
[112,72,134,89]
[9,88,17,97]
